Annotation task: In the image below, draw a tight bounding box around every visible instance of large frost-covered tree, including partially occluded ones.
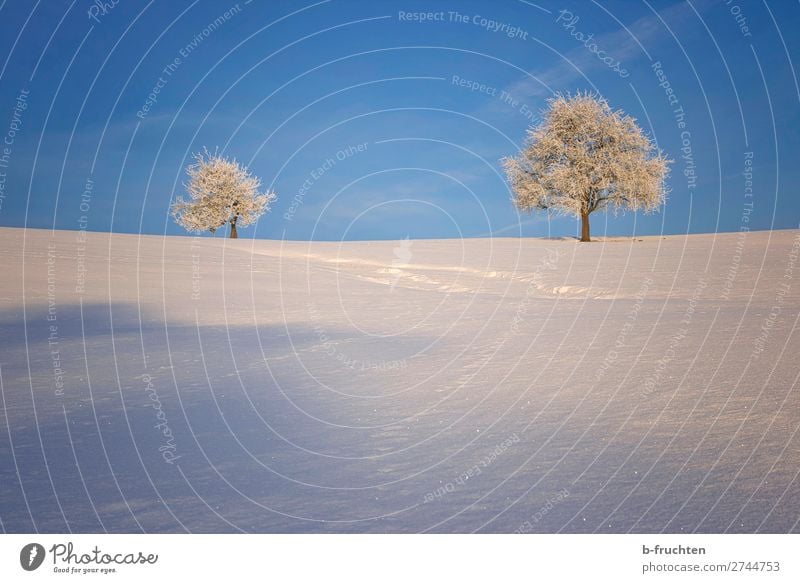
[503,94,670,242]
[171,151,276,238]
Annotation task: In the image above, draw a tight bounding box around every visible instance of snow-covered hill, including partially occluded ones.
[1,227,798,533]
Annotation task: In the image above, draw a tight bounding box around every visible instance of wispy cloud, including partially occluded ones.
[502,0,714,101]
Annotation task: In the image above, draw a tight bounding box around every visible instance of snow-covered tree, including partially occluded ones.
[503,94,670,242]
[171,150,276,238]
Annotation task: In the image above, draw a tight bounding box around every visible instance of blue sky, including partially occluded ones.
[0,0,798,240]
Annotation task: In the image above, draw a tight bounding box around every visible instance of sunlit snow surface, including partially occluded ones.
[1,227,798,533]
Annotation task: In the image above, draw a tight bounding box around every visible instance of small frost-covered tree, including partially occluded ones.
[171,150,276,238]
[503,94,670,242]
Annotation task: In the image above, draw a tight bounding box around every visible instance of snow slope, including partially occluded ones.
[0,226,798,533]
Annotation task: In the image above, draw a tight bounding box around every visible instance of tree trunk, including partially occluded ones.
[580,212,591,242]
[229,217,238,239]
